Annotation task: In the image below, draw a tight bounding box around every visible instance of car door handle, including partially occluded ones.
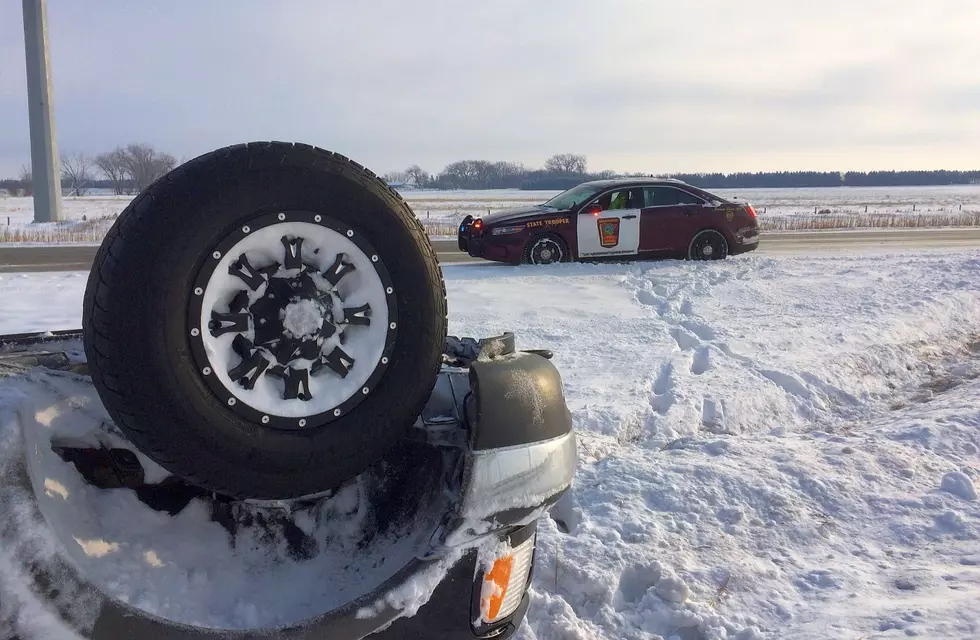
[622,214,637,219]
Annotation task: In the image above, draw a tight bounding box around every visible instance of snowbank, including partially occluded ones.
[3,249,980,638]
[442,252,980,639]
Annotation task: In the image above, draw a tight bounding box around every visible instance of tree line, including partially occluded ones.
[4,148,979,195]
[384,156,980,190]
[655,170,980,189]
[1,143,177,197]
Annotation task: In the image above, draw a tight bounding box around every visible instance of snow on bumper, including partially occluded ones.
[0,335,576,640]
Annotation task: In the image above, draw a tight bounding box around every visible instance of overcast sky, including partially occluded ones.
[2,0,978,178]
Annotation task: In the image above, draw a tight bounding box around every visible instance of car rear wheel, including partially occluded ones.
[523,232,568,265]
[687,229,729,261]
[82,142,447,500]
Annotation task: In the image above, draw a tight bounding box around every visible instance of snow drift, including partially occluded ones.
[3,249,980,639]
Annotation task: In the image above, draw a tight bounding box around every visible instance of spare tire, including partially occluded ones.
[82,142,447,500]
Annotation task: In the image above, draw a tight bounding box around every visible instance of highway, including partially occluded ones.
[2,228,980,273]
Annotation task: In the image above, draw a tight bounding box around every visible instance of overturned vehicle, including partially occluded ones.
[0,143,576,640]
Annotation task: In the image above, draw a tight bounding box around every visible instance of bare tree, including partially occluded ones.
[18,165,33,197]
[405,164,431,188]
[94,150,128,195]
[118,143,177,192]
[384,170,410,184]
[60,152,92,196]
[545,153,587,175]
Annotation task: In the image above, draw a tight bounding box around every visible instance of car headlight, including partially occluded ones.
[491,225,525,236]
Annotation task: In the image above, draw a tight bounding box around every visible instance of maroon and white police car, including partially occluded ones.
[458,178,760,265]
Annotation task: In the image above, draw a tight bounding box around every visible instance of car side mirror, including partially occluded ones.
[584,204,602,216]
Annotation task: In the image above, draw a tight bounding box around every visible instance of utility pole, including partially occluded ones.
[22,0,63,222]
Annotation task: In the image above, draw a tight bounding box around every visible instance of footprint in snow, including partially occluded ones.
[691,346,712,375]
[669,326,701,351]
[652,362,674,396]
[651,393,674,416]
[635,288,669,317]
[701,398,731,434]
[650,362,675,415]
[613,561,663,610]
[679,319,716,341]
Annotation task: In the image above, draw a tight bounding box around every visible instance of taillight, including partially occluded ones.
[745,204,757,218]
[472,218,484,235]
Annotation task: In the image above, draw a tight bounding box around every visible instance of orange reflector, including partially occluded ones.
[481,555,514,621]
[478,534,536,624]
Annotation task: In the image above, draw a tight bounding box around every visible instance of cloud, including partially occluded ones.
[0,0,977,177]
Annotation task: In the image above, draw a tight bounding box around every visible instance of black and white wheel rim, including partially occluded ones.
[187,211,397,430]
[530,238,563,265]
[690,231,727,261]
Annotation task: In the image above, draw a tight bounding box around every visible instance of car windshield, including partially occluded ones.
[542,183,606,210]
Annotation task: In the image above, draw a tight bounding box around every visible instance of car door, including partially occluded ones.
[638,186,706,254]
[575,187,643,259]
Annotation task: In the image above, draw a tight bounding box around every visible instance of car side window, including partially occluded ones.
[642,187,704,207]
[674,189,705,205]
[595,188,643,211]
[642,187,676,207]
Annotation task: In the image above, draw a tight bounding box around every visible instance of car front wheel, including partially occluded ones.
[523,233,569,265]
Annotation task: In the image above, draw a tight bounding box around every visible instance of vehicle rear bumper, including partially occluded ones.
[732,225,761,254]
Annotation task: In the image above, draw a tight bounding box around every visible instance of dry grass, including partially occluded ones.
[0,216,118,244]
[760,212,980,231]
[3,212,979,245]
[419,221,458,237]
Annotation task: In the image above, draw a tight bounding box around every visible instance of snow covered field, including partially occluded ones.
[2,249,980,639]
[2,185,980,245]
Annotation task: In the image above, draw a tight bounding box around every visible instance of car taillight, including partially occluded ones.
[472,219,484,235]
[745,204,757,218]
[478,533,536,624]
